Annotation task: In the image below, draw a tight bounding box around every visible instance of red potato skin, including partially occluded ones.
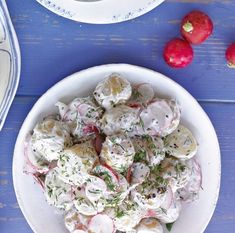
[226,43,235,68]
[163,38,194,68]
[126,167,132,183]
[93,133,105,155]
[181,10,213,45]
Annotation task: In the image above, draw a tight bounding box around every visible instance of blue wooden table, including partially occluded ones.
[0,0,235,232]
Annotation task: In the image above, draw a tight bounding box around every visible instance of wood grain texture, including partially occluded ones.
[0,97,235,233]
[5,0,235,100]
[1,0,235,232]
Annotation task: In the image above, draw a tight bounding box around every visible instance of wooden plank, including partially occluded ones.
[5,0,235,100]
[0,96,234,232]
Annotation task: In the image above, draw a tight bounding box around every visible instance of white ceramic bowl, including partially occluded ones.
[13,64,221,233]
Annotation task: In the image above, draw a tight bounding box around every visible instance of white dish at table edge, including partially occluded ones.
[36,0,165,24]
[13,64,221,233]
[0,0,21,131]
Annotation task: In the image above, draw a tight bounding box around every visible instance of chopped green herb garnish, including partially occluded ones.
[139,117,145,129]
[134,150,147,163]
[166,222,175,231]
[132,89,143,99]
[115,208,125,218]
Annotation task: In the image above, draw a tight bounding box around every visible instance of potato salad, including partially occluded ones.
[25,74,202,233]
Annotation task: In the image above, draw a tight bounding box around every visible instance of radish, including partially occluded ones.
[56,96,103,138]
[177,159,202,202]
[102,163,119,181]
[116,173,129,193]
[161,158,191,192]
[74,197,100,216]
[83,124,99,135]
[64,209,90,232]
[139,99,180,137]
[88,214,115,233]
[145,209,158,218]
[146,136,165,167]
[155,199,182,224]
[163,38,194,68]
[92,165,119,191]
[181,10,213,45]
[85,176,107,202]
[32,173,46,190]
[226,43,235,68]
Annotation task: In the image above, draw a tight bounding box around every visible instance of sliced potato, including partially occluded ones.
[93,74,132,109]
[136,218,163,233]
[165,125,197,160]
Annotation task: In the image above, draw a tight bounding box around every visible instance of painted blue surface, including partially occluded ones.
[0,0,235,233]
[0,0,21,131]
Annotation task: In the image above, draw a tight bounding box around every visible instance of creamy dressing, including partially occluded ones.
[56,96,103,138]
[100,134,135,172]
[128,83,155,107]
[101,105,140,135]
[165,125,198,160]
[93,74,132,109]
[27,74,201,233]
[139,99,180,137]
[31,119,72,162]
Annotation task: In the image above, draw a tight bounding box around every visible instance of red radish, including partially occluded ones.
[128,102,142,108]
[102,163,119,181]
[85,176,107,202]
[88,214,115,233]
[181,10,213,44]
[226,43,235,68]
[163,38,194,68]
[92,164,119,189]
[32,173,46,190]
[83,124,99,134]
[24,138,49,174]
[145,209,157,218]
[116,173,129,192]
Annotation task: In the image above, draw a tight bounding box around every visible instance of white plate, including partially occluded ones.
[0,0,21,130]
[13,64,221,233]
[36,0,165,24]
